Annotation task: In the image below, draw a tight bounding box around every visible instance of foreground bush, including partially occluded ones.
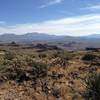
[84,73,100,100]
[82,53,98,61]
[31,61,48,78]
[4,51,15,60]
[51,87,61,98]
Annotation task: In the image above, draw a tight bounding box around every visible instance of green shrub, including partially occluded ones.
[31,61,48,78]
[4,51,15,60]
[84,73,100,100]
[82,53,97,61]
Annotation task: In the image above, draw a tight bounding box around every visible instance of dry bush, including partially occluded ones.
[82,53,98,61]
[4,51,15,60]
[51,86,61,98]
[38,53,47,58]
[84,73,100,100]
[31,61,48,78]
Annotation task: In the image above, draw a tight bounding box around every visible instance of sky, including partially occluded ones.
[0,0,100,36]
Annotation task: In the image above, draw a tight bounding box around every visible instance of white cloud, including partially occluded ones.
[82,4,100,11]
[0,14,100,36]
[39,0,63,8]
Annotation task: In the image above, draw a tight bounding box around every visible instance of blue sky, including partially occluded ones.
[0,0,100,36]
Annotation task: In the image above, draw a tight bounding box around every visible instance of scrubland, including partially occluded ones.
[0,45,100,100]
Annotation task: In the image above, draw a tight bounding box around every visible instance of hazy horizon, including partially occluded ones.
[0,32,100,37]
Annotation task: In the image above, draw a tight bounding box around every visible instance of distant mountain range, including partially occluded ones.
[0,33,62,43]
[0,33,100,43]
[86,34,100,38]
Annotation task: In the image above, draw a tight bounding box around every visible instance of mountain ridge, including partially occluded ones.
[0,33,100,43]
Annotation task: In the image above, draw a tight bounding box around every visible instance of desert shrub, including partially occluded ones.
[2,66,29,83]
[82,53,98,61]
[0,59,13,72]
[31,61,48,78]
[0,58,29,82]
[7,69,29,83]
[51,51,75,66]
[84,73,100,100]
[59,57,68,66]
[15,69,29,83]
[51,57,68,67]
[51,71,64,79]
[54,50,75,61]
[38,53,47,58]
[12,58,27,68]
[41,79,49,94]
[0,64,8,72]
[51,51,60,58]
[4,51,15,60]
[25,56,37,66]
[51,51,74,60]
[2,59,13,66]
[59,51,75,60]
[51,87,61,98]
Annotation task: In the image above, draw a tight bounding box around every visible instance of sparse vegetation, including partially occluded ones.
[0,44,100,100]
